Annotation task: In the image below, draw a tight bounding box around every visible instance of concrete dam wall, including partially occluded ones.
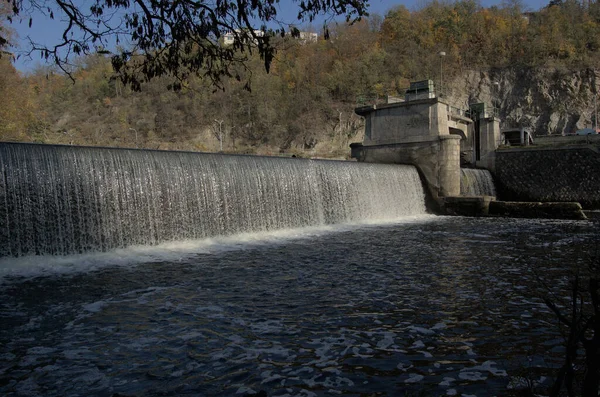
[0,142,428,257]
[494,146,600,209]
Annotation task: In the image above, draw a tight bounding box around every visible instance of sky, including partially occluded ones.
[9,0,549,72]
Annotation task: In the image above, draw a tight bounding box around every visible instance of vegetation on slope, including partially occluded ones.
[2,0,600,156]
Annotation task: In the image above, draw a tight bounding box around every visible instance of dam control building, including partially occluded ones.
[350,80,500,207]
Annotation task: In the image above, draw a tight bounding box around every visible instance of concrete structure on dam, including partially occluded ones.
[350,82,500,207]
[350,81,599,217]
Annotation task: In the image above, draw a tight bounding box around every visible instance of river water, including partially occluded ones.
[0,215,597,396]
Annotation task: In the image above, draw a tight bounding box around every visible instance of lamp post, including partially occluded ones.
[492,81,500,118]
[214,119,224,152]
[438,51,446,98]
[129,128,138,147]
[595,92,598,133]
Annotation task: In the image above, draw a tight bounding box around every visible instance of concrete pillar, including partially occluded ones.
[432,102,450,136]
[520,127,525,145]
[477,117,500,172]
[438,135,462,197]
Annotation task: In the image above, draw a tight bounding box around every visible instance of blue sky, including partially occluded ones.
[10,0,549,72]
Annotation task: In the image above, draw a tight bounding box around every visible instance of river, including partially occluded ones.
[1,215,597,396]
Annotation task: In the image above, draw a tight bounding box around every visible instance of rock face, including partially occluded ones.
[445,68,600,136]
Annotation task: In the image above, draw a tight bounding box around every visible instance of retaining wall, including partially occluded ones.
[494,145,600,209]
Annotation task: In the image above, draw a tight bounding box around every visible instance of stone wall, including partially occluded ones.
[494,146,600,208]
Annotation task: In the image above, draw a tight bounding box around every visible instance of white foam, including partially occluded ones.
[408,326,435,335]
[410,340,425,349]
[459,371,487,381]
[0,216,435,283]
[322,376,354,388]
[260,371,283,384]
[375,332,396,349]
[397,362,413,371]
[467,361,507,377]
[439,377,455,386]
[431,322,447,330]
[82,301,108,313]
[404,373,424,383]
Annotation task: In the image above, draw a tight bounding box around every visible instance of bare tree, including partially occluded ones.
[544,238,600,396]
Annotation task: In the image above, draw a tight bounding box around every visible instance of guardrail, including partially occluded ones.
[448,105,468,118]
[534,134,600,146]
[355,92,485,122]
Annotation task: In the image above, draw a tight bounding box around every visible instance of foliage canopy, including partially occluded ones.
[3,0,368,89]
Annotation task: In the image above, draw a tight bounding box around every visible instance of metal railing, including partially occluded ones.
[448,105,468,118]
[355,91,499,123]
[356,88,433,107]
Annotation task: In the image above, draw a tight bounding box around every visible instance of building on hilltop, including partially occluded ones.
[284,30,318,43]
[297,31,318,43]
[222,29,317,46]
[222,30,265,46]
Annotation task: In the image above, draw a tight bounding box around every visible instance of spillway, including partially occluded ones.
[0,143,428,257]
[460,168,496,197]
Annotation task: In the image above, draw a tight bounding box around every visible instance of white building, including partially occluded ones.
[223,30,265,46]
[284,31,318,43]
[298,31,318,43]
[223,29,317,46]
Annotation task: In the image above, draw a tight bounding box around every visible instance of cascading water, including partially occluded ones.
[0,142,427,257]
[460,168,496,197]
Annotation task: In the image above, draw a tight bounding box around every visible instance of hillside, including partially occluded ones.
[2,0,600,156]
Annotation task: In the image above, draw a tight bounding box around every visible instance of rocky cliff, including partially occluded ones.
[445,67,600,136]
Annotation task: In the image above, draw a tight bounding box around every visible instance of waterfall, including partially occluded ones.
[460,168,496,197]
[0,143,427,257]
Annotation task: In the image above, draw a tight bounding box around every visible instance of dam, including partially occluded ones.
[0,142,427,257]
[0,141,595,396]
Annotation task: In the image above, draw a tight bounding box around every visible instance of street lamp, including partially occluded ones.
[129,128,138,147]
[595,92,598,133]
[492,81,500,117]
[214,119,224,152]
[438,51,446,98]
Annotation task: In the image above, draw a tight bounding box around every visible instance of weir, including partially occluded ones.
[460,169,496,197]
[0,143,427,257]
